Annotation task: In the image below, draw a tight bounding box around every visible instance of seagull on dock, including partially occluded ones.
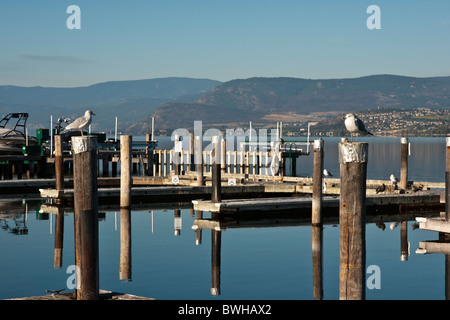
[323,169,333,177]
[61,110,95,136]
[343,113,373,141]
[390,174,399,185]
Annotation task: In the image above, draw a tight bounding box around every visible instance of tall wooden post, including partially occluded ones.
[189,132,195,172]
[72,136,99,300]
[221,139,226,174]
[312,139,324,300]
[339,141,368,300]
[174,134,181,176]
[312,139,324,226]
[146,133,154,176]
[211,136,222,203]
[120,135,132,209]
[400,137,408,190]
[195,136,204,186]
[446,137,450,221]
[54,135,64,192]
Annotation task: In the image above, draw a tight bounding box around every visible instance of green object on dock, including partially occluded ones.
[36,128,49,144]
[22,145,43,156]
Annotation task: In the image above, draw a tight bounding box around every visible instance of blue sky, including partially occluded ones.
[1,0,450,87]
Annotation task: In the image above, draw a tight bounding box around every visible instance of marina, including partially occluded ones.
[0,134,449,300]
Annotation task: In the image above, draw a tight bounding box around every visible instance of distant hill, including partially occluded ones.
[0,77,221,132]
[132,75,450,132]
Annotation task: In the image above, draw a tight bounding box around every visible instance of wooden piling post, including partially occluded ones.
[146,133,154,176]
[221,139,226,174]
[72,136,99,300]
[446,137,450,221]
[54,135,64,192]
[189,132,195,172]
[120,135,132,209]
[312,139,324,300]
[174,134,181,176]
[400,137,408,190]
[338,141,368,300]
[312,139,324,226]
[195,136,204,186]
[211,136,222,203]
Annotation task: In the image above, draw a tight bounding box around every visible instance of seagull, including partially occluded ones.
[61,110,95,135]
[323,169,333,177]
[343,113,373,141]
[376,183,385,194]
[390,174,399,185]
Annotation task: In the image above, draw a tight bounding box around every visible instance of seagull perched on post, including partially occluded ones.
[323,169,333,177]
[61,110,95,136]
[343,113,373,141]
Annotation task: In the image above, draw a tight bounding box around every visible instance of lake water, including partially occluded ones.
[0,136,448,300]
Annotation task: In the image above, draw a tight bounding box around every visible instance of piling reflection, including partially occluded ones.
[54,207,65,268]
[311,224,323,300]
[120,207,132,281]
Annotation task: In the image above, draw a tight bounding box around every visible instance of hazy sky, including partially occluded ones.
[1,0,450,87]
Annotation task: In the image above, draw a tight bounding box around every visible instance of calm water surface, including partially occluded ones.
[0,137,447,300]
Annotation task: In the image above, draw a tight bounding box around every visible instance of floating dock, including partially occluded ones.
[192,191,443,214]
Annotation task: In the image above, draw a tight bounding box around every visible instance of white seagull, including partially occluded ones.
[61,110,95,135]
[323,169,333,177]
[343,113,373,141]
[390,174,399,184]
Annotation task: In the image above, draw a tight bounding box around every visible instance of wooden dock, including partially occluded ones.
[415,216,450,233]
[6,290,155,300]
[192,191,443,214]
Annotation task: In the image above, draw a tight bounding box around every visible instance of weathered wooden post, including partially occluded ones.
[195,136,204,186]
[400,137,408,190]
[312,139,324,300]
[221,139,226,174]
[443,139,450,218]
[120,135,132,209]
[189,132,195,172]
[72,136,99,300]
[146,133,154,176]
[338,141,368,300]
[173,134,181,176]
[54,135,64,192]
[211,136,222,203]
[312,139,324,226]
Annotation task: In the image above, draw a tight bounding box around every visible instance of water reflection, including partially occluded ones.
[2,198,449,300]
[193,209,445,299]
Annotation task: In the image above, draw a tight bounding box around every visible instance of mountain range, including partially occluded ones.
[1,75,449,134]
[0,77,221,132]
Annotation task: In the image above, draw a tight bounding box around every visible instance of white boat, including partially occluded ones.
[0,113,39,155]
